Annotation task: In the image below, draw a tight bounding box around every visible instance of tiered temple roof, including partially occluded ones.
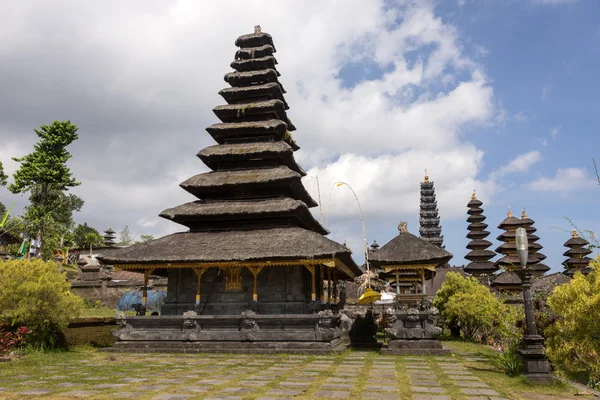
[519,210,550,276]
[100,28,360,278]
[464,192,497,276]
[492,209,524,290]
[419,171,444,248]
[371,222,452,298]
[563,230,593,276]
[103,228,116,248]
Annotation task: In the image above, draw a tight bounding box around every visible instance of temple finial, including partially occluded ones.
[572,229,578,238]
[507,207,512,218]
[254,25,262,33]
[471,190,476,200]
[424,169,429,183]
[521,208,527,218]
[398,221,408,233]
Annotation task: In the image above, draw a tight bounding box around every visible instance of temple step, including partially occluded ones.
[101,338,348,355]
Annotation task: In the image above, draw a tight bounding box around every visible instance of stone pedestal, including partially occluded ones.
[518,335,553,384]
[381,305,450,355]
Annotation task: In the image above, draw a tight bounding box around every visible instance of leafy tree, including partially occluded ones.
[434,272,520,344]
[0,259,83,347]
[73,223,102,249]
[139,234,154,244]
[0,160,7,218]
[0,160,7,187]
[118,225,133,246]
[546,257,600,388]
[8,121,82,259]
[84,232,104,255]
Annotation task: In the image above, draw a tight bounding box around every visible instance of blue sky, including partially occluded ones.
[0,0,598,273]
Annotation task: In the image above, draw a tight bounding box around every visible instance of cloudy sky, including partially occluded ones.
[1,0,598,271]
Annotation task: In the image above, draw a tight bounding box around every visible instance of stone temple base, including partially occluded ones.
[381,339,450,356]
[102,310,348,354]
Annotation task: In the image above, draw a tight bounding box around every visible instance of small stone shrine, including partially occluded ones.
[464,192,497,276]
[370,223,452,355]
[99,27,362,353]
[563,229,593,276]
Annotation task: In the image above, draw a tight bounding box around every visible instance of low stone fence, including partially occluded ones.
[62,317,117,348]
[70,279,167,308]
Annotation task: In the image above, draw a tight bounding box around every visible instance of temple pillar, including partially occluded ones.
[395,270,400,295]
[333,269,338,302]
[142,268,155,315]
[420,269,425,295]
[305,265,316,301]
[327,267,332,303]
[247,266,264,301]
[192,267,208,306]
[319,265,325,301]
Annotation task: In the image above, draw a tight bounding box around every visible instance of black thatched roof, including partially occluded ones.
[0,229,20,245]
[370,231,453,266]
[465,193,497,276]
[497,211,522,230]
[419,177,444,248]
[198,142,304,175]
[219,83,288,109]
[532,272,571,291]
[97,227,361,277]
[180,166,317,207]
[96,29,355,279]
[491,271,521,287]
[425,266,468,295]
[160,197,328,234]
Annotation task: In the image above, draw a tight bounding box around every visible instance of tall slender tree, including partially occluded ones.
[9,121,82,259]
[0,161,8,216]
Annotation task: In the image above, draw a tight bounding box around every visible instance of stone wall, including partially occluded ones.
[71,279,166,308]
[62,317,117,348]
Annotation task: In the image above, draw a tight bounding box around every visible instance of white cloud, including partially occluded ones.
[551,125,561,138]
[306,144,499,221]
[0,0,500,258]
[526,168,596,194]
[493,151,541,178]
[541,84,551,99]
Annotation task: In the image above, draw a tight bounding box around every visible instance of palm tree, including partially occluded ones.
[84,232,103,256]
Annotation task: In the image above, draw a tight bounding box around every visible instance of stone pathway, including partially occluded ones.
[0,350,545,399]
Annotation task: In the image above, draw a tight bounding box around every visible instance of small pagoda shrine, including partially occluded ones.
[99,27,362,353]
[419,171,444,248]
[519,210,550,277]
[464,192,497,276]
[371,222,452,355]
[103,228,116,248]
[563,230,593,276]
[491,209,525,293]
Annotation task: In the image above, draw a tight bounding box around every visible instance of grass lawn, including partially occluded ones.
[0,341,593,399]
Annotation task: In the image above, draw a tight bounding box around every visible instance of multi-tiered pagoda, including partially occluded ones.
[491,209,525,292]
[100,27,361,353]
[520,210,550,276]
[563,230,593,276]
[464,192,497,276]
[419,171,444,248]
[103,228,116,248]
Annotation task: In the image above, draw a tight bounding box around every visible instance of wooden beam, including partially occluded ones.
[247,266,264,301]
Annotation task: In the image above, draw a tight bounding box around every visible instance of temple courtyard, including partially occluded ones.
[0,343,587,400]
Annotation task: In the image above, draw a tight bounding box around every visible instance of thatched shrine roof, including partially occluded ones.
[219,83,288,109]
[213,99,295,130]
[231,55,278,72]
[98,227,361,278]
[180,166,317,207]
[370,231,453,267]
[491,271,521,287]
[160,197,328,234]
[0,229,20,245]
[198,142,304,175]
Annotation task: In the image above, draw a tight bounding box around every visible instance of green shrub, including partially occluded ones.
[434,272,521,345]
[0,259,83,347]
[495,346,523,376]
[546,256,600,389]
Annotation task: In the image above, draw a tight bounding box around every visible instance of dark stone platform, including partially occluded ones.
[103,310,349,354]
